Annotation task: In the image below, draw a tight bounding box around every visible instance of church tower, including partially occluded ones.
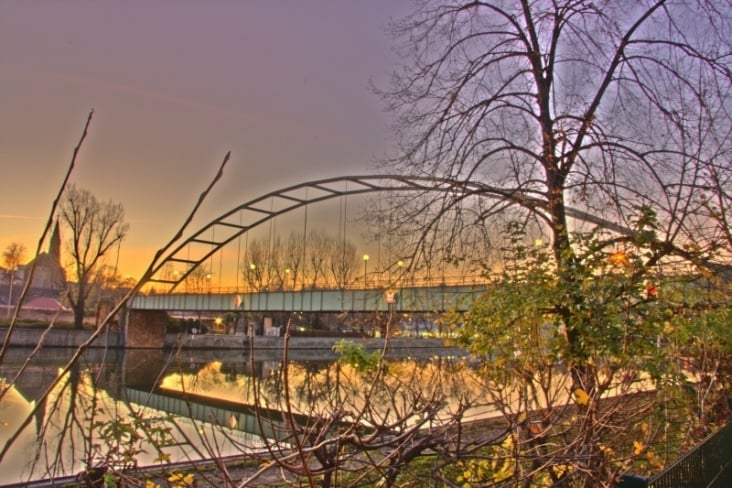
[49,220,61,261]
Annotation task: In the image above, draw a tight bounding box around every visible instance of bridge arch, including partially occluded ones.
[145,174,629,291]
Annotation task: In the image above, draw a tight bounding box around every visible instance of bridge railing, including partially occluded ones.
[151,274,491,296]
[130,283,486,313]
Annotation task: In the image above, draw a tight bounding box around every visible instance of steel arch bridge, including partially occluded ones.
[144,174,631,292]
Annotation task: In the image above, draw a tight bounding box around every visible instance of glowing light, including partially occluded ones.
[608,251,628,266]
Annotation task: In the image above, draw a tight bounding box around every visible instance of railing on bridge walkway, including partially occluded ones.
[129,284,487,313]
[618,422,732,488]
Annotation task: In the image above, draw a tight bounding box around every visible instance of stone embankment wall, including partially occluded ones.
[168,333,459,352]
[165,334,467,361]
[0,327,123,348]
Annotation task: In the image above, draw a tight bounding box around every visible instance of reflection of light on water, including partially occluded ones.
[1,367,265,486]
[3,353,488,485]
[158,356,493,427]
[0,385,39,485]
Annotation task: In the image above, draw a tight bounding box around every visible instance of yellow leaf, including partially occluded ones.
[646,449,664,469]
[155,452,171,463]
[599,443,615,457]
[145,481,161,488]
[501,434,515,450]
[633,440,644,455]
[168,472,195,487]
[492,457,514,482]
[574,388,590,405]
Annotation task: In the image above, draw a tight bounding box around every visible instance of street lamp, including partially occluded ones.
[363,254,369,288]
[396,259,404,286]
[249,263,256,291]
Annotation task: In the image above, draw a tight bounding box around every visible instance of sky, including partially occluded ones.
[0,1,413,280]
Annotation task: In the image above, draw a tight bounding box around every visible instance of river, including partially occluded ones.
[0,344,481,486]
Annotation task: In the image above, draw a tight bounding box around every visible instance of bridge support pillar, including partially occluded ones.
[124,310,168,348]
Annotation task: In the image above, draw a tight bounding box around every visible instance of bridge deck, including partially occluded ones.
[129,285,485,313]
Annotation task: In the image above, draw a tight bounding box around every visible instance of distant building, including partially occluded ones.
[16,221,67,301]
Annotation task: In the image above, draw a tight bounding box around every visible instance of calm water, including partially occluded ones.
[0,345,477,485]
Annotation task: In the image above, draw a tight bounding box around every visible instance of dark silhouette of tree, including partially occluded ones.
[58,185,128,329]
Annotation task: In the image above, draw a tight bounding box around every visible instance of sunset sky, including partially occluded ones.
[0,1,411,281]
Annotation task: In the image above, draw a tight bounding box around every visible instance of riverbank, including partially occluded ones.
[169,332,456,351]
[0,327,462,354]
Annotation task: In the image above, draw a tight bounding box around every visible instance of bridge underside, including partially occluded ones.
[129,286,484,314]
[124,286,484,347]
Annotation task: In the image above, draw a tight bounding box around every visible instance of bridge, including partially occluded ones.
[140,175,627,293]
[125,174,625,348]
[125,284,485,347]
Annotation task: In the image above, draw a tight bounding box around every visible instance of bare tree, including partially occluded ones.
[376,1,731,484]
[184,263,212,293]
[2,242,25,312]
[284,231,306,290]
[241,238,271,291]
[58,185,129,329]
[379,0,731,266]
[241,230,360,291]
[326,237,358,289]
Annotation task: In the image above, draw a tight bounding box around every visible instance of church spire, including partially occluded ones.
[49,220,61,261]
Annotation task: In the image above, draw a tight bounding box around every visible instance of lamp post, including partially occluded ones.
[362,254,369,288]
[249,263,256,291]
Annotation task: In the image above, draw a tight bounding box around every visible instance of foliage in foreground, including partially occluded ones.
[444,222,732,486]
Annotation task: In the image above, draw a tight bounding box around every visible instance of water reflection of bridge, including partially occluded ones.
[124,387,293,441]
